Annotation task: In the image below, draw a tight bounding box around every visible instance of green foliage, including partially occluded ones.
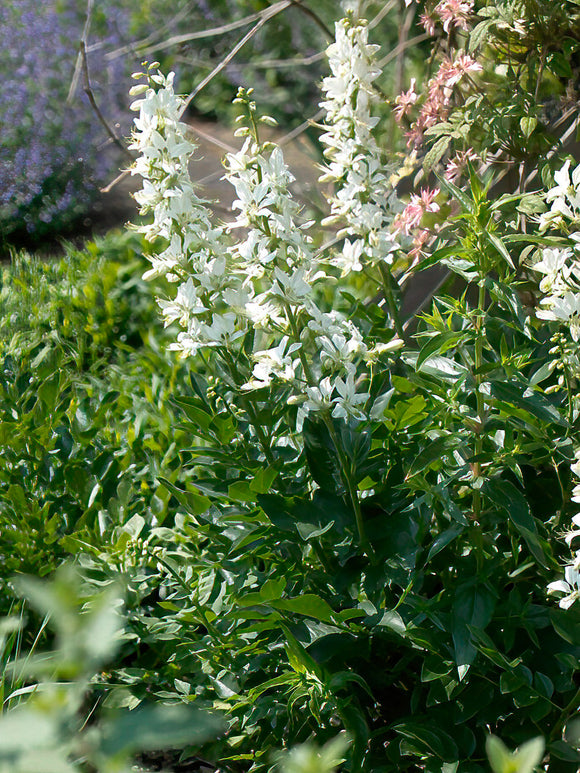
[5,2,580,772]
[0,565,222,772]
[0,232,186,609]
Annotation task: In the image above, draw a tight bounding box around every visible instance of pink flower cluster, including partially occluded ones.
[394,78,418,124]
[393,188,440,237]
[444,148,478,183]
[403,53,482,147]
[393,188,441,258]
[420,0,474,36]
[393,187,440,257]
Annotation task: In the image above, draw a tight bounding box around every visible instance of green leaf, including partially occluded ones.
[172,396,213,432]
[375,610,406,635]
[435,172,474,213]
[404,351,468,381]
[452,581,496,678]
[98,704,223,757]
[393,721,459,762]
[520,117,537,138]
[484,478,551,568]
[158,476,212,514]
[469,18,495,51]
[426,525,464,562]
[272,594,334,623]
[282,626,323,679]
[416,332,466,371]
[249,466,278,494]
[407,434,458,477]
[549,740,580,763]
[228,480,255,502]
[489,381,566,427]
[424,135,452,170]
[487,232,515,269]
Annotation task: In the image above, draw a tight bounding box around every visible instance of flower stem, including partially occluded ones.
[472,281,486,524]
[379,262,404,339]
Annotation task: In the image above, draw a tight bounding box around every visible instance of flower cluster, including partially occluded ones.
[547,451,580,608]
[392,187,440,258]
[420,0,474,36]
[404,53,482,148]
[130,73,375,427]
[534,162,580,341]
[534,159,580,608]
[539,160,580,233]
[318,14,399,273]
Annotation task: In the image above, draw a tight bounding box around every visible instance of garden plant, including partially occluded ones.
[1,1,580,772]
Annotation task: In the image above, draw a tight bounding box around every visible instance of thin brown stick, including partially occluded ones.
[66,0,93,104]
[79,41,134,161]
[289,0,333,40]
[279,108,325,146]
[100,169,130,194]
[369,0,398,29]
[103,0,198,60]
[378,32,430,69]
[179,5,294,115]
[114,0,292,61]
[395,2,415,98]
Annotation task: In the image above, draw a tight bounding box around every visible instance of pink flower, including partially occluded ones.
[419,187,441,211]
[393,188,440,236]
[444,148,478,183]
[394,79,418,123]
[434,0,474,33]
[409,228,432,259]
[420,11,437,36]
[406,54,482,148]
[449,52,482,82]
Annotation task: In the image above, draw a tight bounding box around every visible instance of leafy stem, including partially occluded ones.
[471,281,487,524]
[378,261,404,339]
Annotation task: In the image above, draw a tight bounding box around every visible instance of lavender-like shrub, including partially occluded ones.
[0,1,130,241]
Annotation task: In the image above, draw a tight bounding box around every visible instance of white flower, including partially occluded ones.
[244,337,302,389]
[319,15,401,279]
[270,267,312,304]
[331,367,369,420]
[332,238,364,275]
[302,377,335,413]
[158,278,205,327]
[546,160,580,208]
[318,328,366,369]
[565,514,580,545]
[547,563,580,609]
[200,312,245,348]
[532,247,572,294]
[537,291,580,340]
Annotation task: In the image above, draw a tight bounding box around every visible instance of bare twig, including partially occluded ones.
[102,0,198,60]
[369,0,398,29]
[67,0,93,104]
[231,51,326,70]
[278,108,325,146]
[179,3,297,116]
[189,124,238,154]
[395,2,416,97]
[100,169,130,194]
[289,0,333,40]
[110,0,293,61]
[79,40,134,161]
[378,32,430,69]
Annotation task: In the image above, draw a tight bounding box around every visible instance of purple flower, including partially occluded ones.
[0,1,132,238]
